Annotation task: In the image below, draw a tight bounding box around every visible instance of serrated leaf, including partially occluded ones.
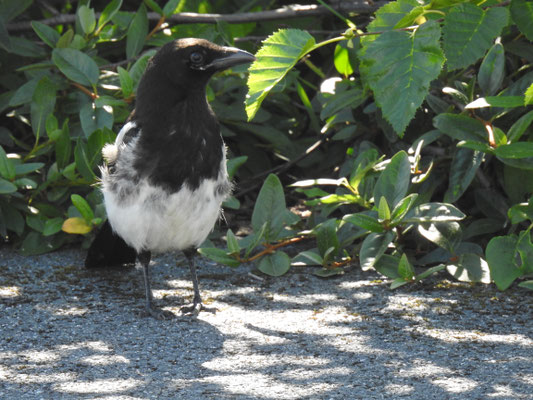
[71,194,94,222]
[257,251,291,276]
[78,5,96,34]
[198,247,241,267]
[359,21,444,136]
[444,148,484,203]
[443,3,509,70]
[31,21,60,48]
[486,235,522,290]
[360,231,395,271]
[62,217,92,234]
[52,48,99,87]
[511,0,533,41]
[362,0,419,45]
[373,151,411,208]
[246,29,316,121]
[126,4,148,59]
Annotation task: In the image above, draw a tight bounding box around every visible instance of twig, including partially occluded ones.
[7,2,387,32]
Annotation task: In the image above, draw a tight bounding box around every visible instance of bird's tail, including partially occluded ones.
[85,220,137,268]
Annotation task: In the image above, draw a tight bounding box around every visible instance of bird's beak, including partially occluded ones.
[206,47,256,71]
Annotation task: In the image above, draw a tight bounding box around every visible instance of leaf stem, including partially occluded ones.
[241,236,307,263]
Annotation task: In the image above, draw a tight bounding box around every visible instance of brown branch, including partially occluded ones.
[70,82,98,100]
[243,236,307,263]
[7,2,387,32]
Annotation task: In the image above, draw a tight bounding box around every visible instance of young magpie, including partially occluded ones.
[85,38,255,319]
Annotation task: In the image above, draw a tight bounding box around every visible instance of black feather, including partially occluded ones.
[85,220,136,268]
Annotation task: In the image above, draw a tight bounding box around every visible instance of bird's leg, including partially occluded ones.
[180,248,216,315]
[138,250,173,319]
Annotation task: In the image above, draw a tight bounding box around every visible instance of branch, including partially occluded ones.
[7,2,387,32]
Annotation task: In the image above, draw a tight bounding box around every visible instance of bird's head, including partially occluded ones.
[138,38,256,95]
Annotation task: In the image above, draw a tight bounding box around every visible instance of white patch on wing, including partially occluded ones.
[102,151,229,253]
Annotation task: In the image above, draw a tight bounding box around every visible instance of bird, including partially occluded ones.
[85,38,255,319]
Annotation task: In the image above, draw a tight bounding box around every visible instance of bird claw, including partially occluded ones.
[179,301,216,316]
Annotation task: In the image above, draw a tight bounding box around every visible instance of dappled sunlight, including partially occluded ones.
[54,378,141,394]
[0,286,21,298]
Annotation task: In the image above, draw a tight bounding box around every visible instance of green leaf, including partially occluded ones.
[397,253,415,280]
[0,178,17,194]
[246,29,316,121]
[316,219,339,259]
[61,217,92,235]
[478,43,505,96]
[244,222,267,258]
[343,212,384,233]
[257,251,291,276]
[446,253,491,283]
[433,113,486,142]
[226,229,240,254]
[494,142,533,159]
[14,162,44,176]
[198,247,241,267]
[362,0,419,45]
[390,277,411,289]
[390,193,418,225]
[78,5,96,34]
[416,264,446,281]
[227,156,248,180]
[334,42,354,77]
[117,66,133,97]
[313,267,344,278]
[55,120,72,169]
[31,77,57,139]
[292,250,323,266]
[359,21,445,136]
[444,148,484,203]
[97,0,123,31]
[359,231,395,271]
[21,231,64,255]
[74,139,97,182]
[405,202,465,223]
[126,4,148,59]
[1,203,24,236]
[377,196,391,222]
[31,21,60,48]
[511,0,533,41]
[0,19,11,51]
[486,235,522,290]
[0,145,15,180]
[8,77,39,106]
[465,96,525,109]
[80,102,114,137]
[52,48,99,87]
[418,221,462,253]
[43,217,64,236]
[525,84,533,105]
[374,254,401,279]
[518,280,533,291]
[144,0,163,14]
[320,88,366,120]
[0,0,32,23]
[71,194,94,222]
[443,3,509,70]
[251,174,287,241]
[373,151,410,208]
[163,0,185,17]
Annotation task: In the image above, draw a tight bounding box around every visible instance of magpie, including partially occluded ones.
[85,38,255,319]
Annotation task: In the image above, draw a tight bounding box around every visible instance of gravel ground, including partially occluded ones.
[0,246,532,399]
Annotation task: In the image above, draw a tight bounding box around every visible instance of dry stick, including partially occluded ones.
[7,2,387,32]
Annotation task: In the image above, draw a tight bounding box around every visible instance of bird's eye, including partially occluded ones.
[189,52,204,64]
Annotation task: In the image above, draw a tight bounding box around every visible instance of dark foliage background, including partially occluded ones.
[1,0,533,291]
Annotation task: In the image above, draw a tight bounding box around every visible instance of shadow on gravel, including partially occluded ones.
[1,248,532,399]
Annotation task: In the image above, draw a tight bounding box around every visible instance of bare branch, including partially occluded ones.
[7,1,387,32]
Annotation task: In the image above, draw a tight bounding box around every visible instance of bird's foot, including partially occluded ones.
[179,301,216,316]
[142,305,175,320]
